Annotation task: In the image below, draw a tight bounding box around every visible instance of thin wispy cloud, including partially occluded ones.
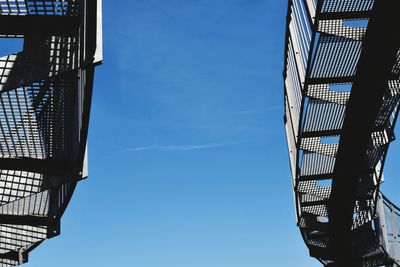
[230,106,281,115]
[122,141,241,153]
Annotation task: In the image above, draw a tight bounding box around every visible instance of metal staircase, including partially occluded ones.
[0,0,102,265]
[284,0,400,266]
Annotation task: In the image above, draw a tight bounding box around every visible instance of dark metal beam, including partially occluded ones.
[0,214,49,226]
[307,76,355,85]
[301,129,342,138]
[308,74,400,86]
[328,1,400,266]
[298,173,334,181]
[0,15,79,36]
[0,158,74,175]
[317,11,372,20]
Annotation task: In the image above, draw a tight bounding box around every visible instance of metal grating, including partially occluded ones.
[320,0,375,13]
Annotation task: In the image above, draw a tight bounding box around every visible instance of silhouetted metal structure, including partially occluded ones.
[0,0,102,265]
[283,0,400,266]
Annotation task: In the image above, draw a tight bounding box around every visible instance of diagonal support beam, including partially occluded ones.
[328,1,400,266]
[0,249,26,264]
[0,240,43,264]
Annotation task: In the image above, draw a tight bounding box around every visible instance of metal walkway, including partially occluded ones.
[0,0,102,265]
[283,0,400,266]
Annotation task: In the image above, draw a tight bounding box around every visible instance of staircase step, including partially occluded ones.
[300,213,329,232]
[302,199,328,207]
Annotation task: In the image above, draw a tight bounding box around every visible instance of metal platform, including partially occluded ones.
[0,0,102,265]
[283,0,400,266]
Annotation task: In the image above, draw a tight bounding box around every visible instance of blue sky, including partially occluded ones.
[3,0,398,266]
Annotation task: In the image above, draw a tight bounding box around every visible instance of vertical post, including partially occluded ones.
[376,194,389,252]
[389,204,400,261]
[47,186,60,238]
